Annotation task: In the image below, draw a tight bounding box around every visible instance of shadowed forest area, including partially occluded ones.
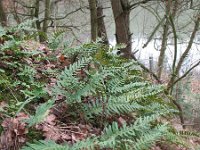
[0,0,200,150]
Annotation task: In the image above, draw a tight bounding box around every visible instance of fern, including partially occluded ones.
[72,138,98,150]
[21,41,191,150]
[133,124,168,150]
[13,19,37,33]
[21,140,69,150]
[164,132,188,148]
[21,138,98,150]
[63,57,92,76]
[63,42,100,57]
[26,100,54,126]
[0,26,6,36]
[100,114,167,149]
[85,96,144,117]
[48,30,66,50]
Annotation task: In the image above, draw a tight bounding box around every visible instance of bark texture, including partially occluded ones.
[97,0,108,44]
[88,0,98,41]
[0,0,7,26]
[41,0,50,42]
[157,0,171,79]
[110,0,132,58]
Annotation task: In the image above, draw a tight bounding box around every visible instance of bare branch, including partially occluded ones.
[173,60,200,86]
[39,7,85,23]
[143,16,165,48]
[167,11,200,91]
[129,0,160,10]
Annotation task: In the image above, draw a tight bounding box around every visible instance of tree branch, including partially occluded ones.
[173,60,200,86]
[130,54,162,83]
[129,0,159,10]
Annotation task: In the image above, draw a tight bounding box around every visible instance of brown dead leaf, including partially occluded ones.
[44,114,56,125]
[117,117,126,127]
[71,132,85,142]
[43,125,61,141]
[61,134,71,141]
[0,113,29,150]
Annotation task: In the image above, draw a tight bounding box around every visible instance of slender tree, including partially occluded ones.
[88,0,98,41]
[97,0,108,44]
[0,0,7,26]
[41,0,50,42]
[110,0,132,58]
[157,0,171,79]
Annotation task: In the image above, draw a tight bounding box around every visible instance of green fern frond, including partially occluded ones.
[21,140,69,150]
[63,42,100,57]
[53,57,92,100]
[0,26,6,37]
[134,124,168,150]
[22,138,98,150]
[1,40,21,50]
[85,97,143,117]
[48,30,65,50]
[13,19,37,32]
[72,138,98,150]
[26,100,54,126]
[99,114,165,149]
[145,103,178,114]
[62,57,92,76]
[123,84,164,102]
[164,132,188,147]
[133,113,164,128]
[109,82,148,94]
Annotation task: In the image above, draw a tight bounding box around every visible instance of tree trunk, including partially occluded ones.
[12,1,21,24]
[41,0,50,42]
[110,0,132,58]
[97,0,108,44]
[157,0,171,79]
[34,0,42,41]
[0,0,7,26]
[88,0,98,41]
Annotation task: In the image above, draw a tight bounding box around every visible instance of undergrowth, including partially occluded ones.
[0,21,199,150]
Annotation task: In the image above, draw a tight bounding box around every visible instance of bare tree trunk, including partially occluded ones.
[41,0,50,42]
[157,0,171,79]
[110,0,132,58]
[97,0,108,44]
[11,1,21,24]
[34,0,42,41]
[88,0,97,41]
[0,0,7,26]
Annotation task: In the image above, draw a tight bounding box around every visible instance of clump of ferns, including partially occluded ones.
[50,42,173,125]
[0,21,48,115]
[22,42,198,150]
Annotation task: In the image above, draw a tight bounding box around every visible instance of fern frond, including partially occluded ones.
[145,103,178,114]
[63,42,100,57]
[62,57,92,76]
[134,124,168,150]
[99,114,164,149]
[123,84,164,102]
[72,137,98,150]
[0,26,6,37]
[85,97,143,117]
[21,140,69,150]
[13,19,37,32]
[109,82,148,94]
[164,132,188,147]
[48,30,65,50]
[26,100,54,126]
